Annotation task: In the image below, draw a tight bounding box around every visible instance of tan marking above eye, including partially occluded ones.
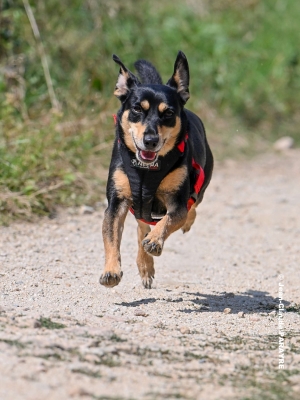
[158,102,168,113]
[157,165,187,193]
[141,100,150,110]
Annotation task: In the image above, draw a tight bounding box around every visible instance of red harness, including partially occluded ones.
[113,114,205,225]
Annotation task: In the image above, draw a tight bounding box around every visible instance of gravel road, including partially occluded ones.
[0,150,300,400]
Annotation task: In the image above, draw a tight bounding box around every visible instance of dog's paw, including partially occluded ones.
[181,223,191,234]
[142,275,154,289]
[142,236,163,257]
[99,271,123,288]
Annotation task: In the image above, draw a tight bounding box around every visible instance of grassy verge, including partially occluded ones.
[1,0,299,223]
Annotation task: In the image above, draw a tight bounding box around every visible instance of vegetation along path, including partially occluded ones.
[0,150,300,400]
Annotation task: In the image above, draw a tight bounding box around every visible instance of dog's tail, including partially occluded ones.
[134,59,163,85]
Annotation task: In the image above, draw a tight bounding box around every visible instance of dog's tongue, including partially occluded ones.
[140,150,156,161]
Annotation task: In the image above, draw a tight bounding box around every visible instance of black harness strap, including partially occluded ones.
[119,139,185,223]
[113,114,205,226]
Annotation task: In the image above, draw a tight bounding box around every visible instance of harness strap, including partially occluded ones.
[112,114,205,224]
[128,133,189,222]
[187,158,205,211]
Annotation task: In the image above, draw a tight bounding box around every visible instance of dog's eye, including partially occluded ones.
[164,109,174,118]
[132,105,142,114]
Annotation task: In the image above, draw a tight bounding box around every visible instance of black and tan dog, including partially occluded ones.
[99,51,213,289]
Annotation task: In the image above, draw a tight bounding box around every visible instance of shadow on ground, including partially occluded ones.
[116,290,289,314]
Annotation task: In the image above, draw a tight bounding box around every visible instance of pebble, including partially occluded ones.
[34,319,42,328]
[223,308,231,314]
[80,205,95,215]
[238,311,245,318]
[180,326,190,334]
[224,292,235,298]
[269,310,277,317]
[273,136,294,151]
[249,315,260,322]
[83,354,99,363]
[134,309,148,317]
[69,387,91,397]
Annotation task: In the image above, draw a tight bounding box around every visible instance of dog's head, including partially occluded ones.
[113,51,190,164]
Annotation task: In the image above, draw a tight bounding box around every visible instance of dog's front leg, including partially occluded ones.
[142,198,188,257]
[99,198,129,288]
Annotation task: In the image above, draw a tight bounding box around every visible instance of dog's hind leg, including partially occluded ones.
[181,203,197,233]
[136,220,155,289]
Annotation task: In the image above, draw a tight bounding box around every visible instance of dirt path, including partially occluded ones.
[1,150,300,400]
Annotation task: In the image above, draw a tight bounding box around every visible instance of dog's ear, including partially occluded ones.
[112,54,140,101]
[167,51,190,104]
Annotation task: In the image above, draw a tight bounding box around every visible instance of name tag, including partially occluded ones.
[130,158,161,171]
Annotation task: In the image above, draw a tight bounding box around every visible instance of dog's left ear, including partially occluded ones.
[167,51,190,104]
[113,54,140,102]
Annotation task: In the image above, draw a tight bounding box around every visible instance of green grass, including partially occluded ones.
[238,369,300,400]
[35,317,66,329]
[0,338,26,348]
[1,0,300,221]
[71,367,101,378]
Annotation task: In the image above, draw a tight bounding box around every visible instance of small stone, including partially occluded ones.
[134,309,148,317]
[223,308,232,314]
[180,326,191,334]
[269,310,277,317]
[69,387,91,397]
[155,322,165,329]
[273,136,294,151]
[238,311,245,318]
[267,302,277,310]
[84,354,99,363]
[224,292,235,298]
[80,205,95,215]
[34,319,42,328]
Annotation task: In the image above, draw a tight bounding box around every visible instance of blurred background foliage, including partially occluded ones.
[0,0,299,221]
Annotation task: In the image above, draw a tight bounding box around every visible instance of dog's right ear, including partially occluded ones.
[113,54,140,102]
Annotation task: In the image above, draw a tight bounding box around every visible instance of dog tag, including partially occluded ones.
[130,158,161,171]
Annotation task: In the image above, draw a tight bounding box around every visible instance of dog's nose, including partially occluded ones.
[143,132,159,149]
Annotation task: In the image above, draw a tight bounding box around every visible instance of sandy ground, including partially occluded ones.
[0,149,300,400]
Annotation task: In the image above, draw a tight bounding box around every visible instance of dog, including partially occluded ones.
[99,51,213,289]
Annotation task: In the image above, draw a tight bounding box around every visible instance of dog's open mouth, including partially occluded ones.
[139,150,157,162]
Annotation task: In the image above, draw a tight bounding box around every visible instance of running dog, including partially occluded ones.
[100,51,213,289]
